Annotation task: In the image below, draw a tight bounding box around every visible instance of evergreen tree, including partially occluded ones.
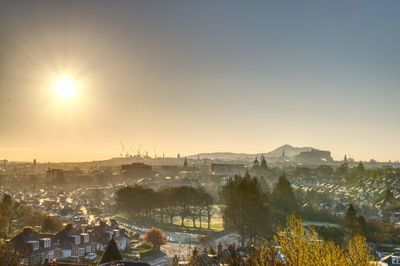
[220,173,270,246]
[271,174,298,213]
[345,204,360,235]
[358,215,367,235]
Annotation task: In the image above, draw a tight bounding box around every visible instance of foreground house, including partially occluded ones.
[10,228,59,265]
[381,253,400,265]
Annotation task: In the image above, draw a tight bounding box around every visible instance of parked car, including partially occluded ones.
[84,253,97,260]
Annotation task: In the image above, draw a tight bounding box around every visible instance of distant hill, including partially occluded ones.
[188,144,314,161]
[264,144,314,158]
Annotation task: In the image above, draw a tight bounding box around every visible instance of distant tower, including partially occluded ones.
[177,153,181,159]
[197,154,200,160]
[253,157,259,168]
[343,154,348,167]
[282,147,286,158]
[163,153,165,159]
[261,154,268,169]
[184,157,188,168]
[33,159,37,170]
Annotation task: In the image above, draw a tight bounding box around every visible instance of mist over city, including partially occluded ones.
[1,1,400,266]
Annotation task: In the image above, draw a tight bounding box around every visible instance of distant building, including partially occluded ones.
[47,168,64,181]
[121,163,152,178]
[157,165,179,177]
[295,149,334,163]
[252,157,259,168]
[210,163,246,176]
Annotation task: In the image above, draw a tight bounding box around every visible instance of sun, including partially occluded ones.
[53,76,77,99]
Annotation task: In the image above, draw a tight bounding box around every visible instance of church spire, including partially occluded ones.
[261,154,268,169]
[253,157,259,168]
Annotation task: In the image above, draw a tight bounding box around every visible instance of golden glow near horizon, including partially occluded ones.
[53,76,77,100]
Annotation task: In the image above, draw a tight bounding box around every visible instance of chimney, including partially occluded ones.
[192,247,198,259]
[217,242,223,256]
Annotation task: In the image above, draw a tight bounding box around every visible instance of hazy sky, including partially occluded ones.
[0,1,399,162]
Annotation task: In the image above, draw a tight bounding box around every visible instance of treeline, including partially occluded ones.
[115,185,214,229]
[294,162,398,181]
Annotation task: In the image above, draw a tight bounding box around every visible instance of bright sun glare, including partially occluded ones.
[53,76,77,99]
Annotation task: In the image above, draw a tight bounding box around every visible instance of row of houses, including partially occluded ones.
[9,220,129,265]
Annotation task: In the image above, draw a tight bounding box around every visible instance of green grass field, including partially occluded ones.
[113,206,224,232]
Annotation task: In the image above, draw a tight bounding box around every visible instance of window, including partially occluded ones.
[107,231,113,240]
[78,248,85,257]
[47,251,54,260]
[81,233,89,243]
[28,241,39,250]
[85,246,91,253]
[43,238,51,248]
[74,235,81,245]
[393,257,400,265]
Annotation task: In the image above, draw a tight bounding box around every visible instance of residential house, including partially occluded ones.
[381,253,400,265]
[53,224,93,258]
[10,227,59,265]
[89,220,129,252]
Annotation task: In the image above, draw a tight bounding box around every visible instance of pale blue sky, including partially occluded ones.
[0,1,399,162]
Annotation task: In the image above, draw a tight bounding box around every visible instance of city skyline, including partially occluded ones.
[1,1,400,162]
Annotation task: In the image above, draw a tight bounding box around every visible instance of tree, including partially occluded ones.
[316,165,334,177]
[0,241,19,266]
[220,173,270,246]
[247,243,284,266]
[201,192,214,229]
[271,175,298,214]
[345,204,360,235]
[356,162,365,176]
[384,188,394,202]
[358,215,367,235]
[274,215,371,266]
[42,215,63,233]
[345,235,372,265]
[144,227,167,250]
[160,187,178,224]
[174,186,195,226]
[0,194,13,237]
[274,214,325,265]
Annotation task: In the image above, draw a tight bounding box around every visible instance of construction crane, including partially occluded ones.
[137,144,142,158]
[120,141,129,158]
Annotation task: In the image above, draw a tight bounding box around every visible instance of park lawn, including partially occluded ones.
[112,211,224,231]
[171,216,224,231]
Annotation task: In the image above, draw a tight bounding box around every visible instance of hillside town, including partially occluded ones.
[1,147,400,265]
